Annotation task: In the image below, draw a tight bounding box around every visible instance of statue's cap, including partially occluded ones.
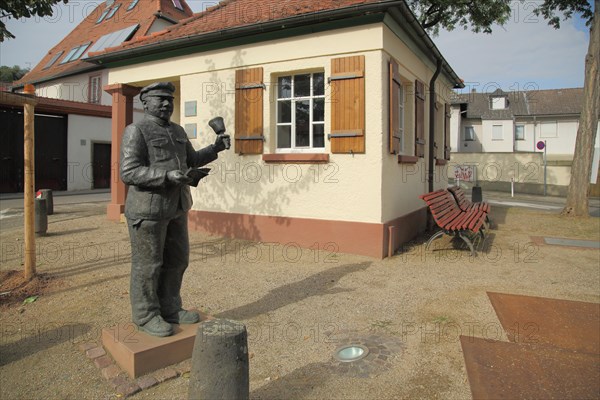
[140,82,175,101]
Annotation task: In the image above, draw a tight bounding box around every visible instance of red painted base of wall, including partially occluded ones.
[188,208,427,259]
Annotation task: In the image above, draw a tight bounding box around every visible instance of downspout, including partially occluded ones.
[428,58,443,193]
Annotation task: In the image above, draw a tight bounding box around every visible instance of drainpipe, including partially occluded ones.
[428,58,443,193]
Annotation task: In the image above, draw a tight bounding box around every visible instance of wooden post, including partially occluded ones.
[23,84,36,281]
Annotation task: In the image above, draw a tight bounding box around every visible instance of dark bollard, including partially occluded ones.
[35,198,48,235]
[188,319,249,400]
[472,185,483,203]
[39,189,54,215]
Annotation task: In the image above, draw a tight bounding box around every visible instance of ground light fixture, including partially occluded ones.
[334,344,370,362]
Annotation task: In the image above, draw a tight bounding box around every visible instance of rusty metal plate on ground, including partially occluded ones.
[488,292,600,354]
[461,335,600,400]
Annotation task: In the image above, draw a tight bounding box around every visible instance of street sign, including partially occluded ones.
[536,141,545,150]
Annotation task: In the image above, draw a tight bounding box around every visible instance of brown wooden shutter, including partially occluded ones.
[389,59,401,155]
[235,67,264,154]
[415,80,426,158]
[444,103,451,160]
[330,55,365,154]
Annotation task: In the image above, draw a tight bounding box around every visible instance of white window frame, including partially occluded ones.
[276,72,325,153]
[515,124,525,141]
[464,126,475,141]
[492,124,504,141]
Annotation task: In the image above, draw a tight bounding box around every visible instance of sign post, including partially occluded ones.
[537,140,547,196]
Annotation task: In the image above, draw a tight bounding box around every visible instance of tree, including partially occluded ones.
[408,0,597,217]
[1,0,68,42]
[0,65,30,82]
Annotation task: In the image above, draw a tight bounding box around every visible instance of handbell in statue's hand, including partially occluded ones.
[208,116,230,150]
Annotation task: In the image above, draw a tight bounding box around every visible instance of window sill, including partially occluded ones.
[262,153,330,164]
[435,159,448,166]
[397,155,419,164]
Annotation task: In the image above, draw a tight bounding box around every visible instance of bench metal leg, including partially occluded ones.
[459,232,477,257]
[425,230,446,250]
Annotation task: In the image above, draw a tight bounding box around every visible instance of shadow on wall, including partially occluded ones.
[189,50,327,242]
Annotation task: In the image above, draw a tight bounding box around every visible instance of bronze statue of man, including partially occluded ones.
[120,82,229,337]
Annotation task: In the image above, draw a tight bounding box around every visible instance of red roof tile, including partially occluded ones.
[89,0,386,56]
[14,0,194,87]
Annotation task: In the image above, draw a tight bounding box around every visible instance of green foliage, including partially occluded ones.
[1,0,68,42]
[0,65,30,82]
[407,0,594,35]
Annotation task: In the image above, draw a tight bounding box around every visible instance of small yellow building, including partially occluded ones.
[91,0,464,258]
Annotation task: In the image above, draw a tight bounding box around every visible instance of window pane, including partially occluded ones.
[277,126,291,148]
[60,47,78,64]
[295,100,310,147]
[294,74,310,97]
[278,100,291,123]
[465,127,474,141]
[313,73,324,96]
[313,124,325,148]
[313,98,324,122]
[515,125,525,140]
[278,76,291,99]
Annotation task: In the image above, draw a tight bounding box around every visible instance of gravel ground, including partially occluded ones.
[1,201,599,399]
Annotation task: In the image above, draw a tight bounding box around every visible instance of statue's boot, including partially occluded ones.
[138,315,174,337]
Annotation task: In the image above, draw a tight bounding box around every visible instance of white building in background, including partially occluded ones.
[450,88,586,156]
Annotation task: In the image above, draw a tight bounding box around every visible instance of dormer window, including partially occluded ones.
[172,0,184,10]
[490,96,508,110]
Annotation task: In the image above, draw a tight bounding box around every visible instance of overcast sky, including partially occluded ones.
[0,0,590,92]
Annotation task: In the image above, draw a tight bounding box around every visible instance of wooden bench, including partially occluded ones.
[447,185,490,213]
[419,189,490,256]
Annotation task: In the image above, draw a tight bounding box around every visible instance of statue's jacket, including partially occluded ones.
[120,115,218,221]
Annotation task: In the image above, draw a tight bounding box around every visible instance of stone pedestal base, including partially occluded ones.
[102,311,212,378]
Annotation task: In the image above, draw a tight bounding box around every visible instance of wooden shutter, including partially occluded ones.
[330,55,365,154]
[415,80,425,158]
[444,103,451,160]
[235,67,264,154]
[389,59,401,155]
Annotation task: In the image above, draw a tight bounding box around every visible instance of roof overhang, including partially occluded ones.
[11,63,104,91]
[87,0,464,88]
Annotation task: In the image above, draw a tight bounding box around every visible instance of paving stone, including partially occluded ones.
[154,368,178,383]
[85,346,106,359]
[108,376,129,389]
[115,382,141,398]
[101,365,122,380]
[136,376,158,390]
[93,355,113,369]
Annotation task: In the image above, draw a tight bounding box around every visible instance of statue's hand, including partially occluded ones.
[167,170,192,185]
[213,134,231,153]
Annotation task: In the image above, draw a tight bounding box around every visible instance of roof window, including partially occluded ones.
[43,51,64,70]
[106,4,121,20]
[60,42,92,64]
[96,8,110,23]
[172,0,184,10]
[127,0,139,11]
